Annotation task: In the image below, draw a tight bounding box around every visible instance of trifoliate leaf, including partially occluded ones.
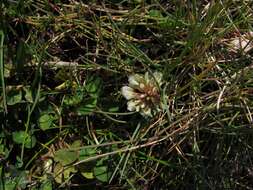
[81,172,94,179]
[54,149,78,166]
[39,114,54,131]
[75,98,97,115]
[7,89,22,105]
[12,131,36,148]
[85,76,102,97]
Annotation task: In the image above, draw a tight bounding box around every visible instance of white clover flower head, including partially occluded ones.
[121,71,163,117]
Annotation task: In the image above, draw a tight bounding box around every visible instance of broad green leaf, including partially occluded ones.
[149,9,163,18]
[4,63,12,78]
[0,144,4,154]
[4,180,16,190]
[70,140,81,148]
[76,98,97,115]
[63,93,83,106]
[81,172,94,179]
[108,106,119,112]
[53,163,77,184]
[0,144,10,159]
[63,166,77,179]
[39,114,54,131]
[14,171,28,189]
[12,131,36,148]
[54,149,78,165]
[4,169,28,189]
[85,76,102,97]
[63,85,84,106]
[39,180,52,190]
[23,87,33,103]
[78,148,97,179]
[79,148,97,160]
[24,135,36,149]
[79,163,96,179]
[53,163,64,184]
[94,165,110,183]
[7,89,22,105]
[94,158,111,182]
[15,156,23,168]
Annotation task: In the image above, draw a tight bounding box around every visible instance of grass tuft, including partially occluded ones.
[1,1,253,189]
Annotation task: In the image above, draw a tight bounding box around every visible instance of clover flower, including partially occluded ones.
[121,71,163,117]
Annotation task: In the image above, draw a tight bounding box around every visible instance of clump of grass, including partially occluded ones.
[1,0,253,189]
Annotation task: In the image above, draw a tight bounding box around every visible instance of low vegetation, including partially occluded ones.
[1,0,253,189]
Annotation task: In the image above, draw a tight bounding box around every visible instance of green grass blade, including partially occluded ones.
[0,30,7,114]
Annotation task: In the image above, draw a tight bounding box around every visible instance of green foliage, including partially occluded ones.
[1,0,253,189]
[12,131,36,149]
[54,149,78,166]
[39,180,52,190]
[75,97,97,116]
[63,76,102,115]
[85,75,102,97]
[94,158,112,183]
[39,114,55,130]
[0,167,28,190]
[78,148,97,180]
[6,89,22,105]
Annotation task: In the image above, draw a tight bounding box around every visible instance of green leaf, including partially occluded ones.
[4,169,28,189]
[108,106,119,112]
[12,131,36,148]
[81,172,94,179]
[79,148,97,160]
[53,163,64,184]
[24,135,36,149]
[12,131,31,147]
[6,89,22,105]
[85,76,102,97]
[39,180,52,190]
[39,114,54,131]
[0,144,10,159]
[149,9,163,18]
[70,140,81,148]
[4,179,16,190]
[53,163,77,184]
[94,165,110,182]
[4,63,13,78]
[78,148,97,179]
[63,165,77,179]
[63,93,83,106]
[54,149,78,165]
[23,87,33,103]
[0,144,4,154]
[76,98,97,115]
[15,156,23,168]
[94,158,111,182]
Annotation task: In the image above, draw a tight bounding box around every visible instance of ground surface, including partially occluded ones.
[1,1,253,189]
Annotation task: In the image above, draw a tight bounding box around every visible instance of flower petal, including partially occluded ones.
[141,107,152,117]
[128,74,140,86]
[153,72,163,85]
[127,100,139,111]
[144,72,150,83]
[121,86,136,100]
